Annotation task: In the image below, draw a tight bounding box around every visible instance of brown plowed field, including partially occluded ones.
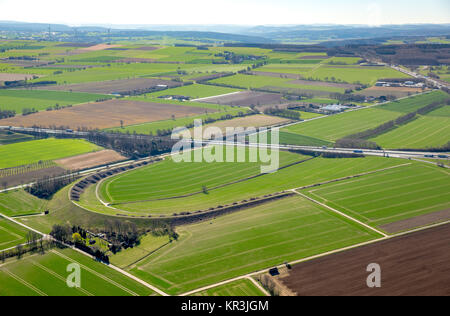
[0,73,36,82]
[289,79,360,89]
[279,223,450,296]
[134,46,160,51]
[357,86,426,98]
[35,78,181,94]
[0,99,214,130]
[379,209,450,234]
[54,149,126,170]
[0,166,67,187]
[200,91,284,107]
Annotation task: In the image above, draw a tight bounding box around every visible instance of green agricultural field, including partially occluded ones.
[295,111,325,120]
[0,248,157,296]
[0,217,29,250]
[301,162,450,232]
[0,190,47,217]
[0,89,111,113]
[371,109,450,149]
[99,149,303,204]
[0,138,101,169]
[145,84,241,99]
[109,234,171,269]
[81,156,405,216]
[279,131,333,147]
[283,91,449,143]
[128,195,381,295]
[192,279,266,296]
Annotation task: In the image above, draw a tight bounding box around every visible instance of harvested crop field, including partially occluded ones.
[278,223,450,296]
[55,149,126,170]
[78,44,122,52]
[200,91,284,107]
[0,166,67,188]
[36,78,182,94]
[134,46,160,51]
[0,59,50,67]
[247,71,301,80]
[0,73,36,82]
[379,209,450,234]
[289,79,360,89]
[0,99,215,130]
[358,86,426,98]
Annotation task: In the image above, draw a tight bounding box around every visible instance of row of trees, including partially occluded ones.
[0,109,16,119]
[26,171,78,199]
[263,107,301,120]
[335,99,449,149]
[0,231,47,263]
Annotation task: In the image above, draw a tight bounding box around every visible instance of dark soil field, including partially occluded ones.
[379,209,450,234]
[0,73,36,82]
[0,99,214,129]
[134,46,159,51]
[0,59,50,68]
[55,149,126,170]
[279,223,450,296]
[35,78,182,94]
[200,91,284,107]
[357,86,426,98]
[0,166,67,187]
[289,79,360,89]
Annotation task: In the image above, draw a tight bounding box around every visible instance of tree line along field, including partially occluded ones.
[0,89,111,114]
[83,156,406,216]
[301,162,450,233]
[0,190,47,217]
[370,105,450,149]
[282,90,449,145]
[127,195,380,295]
[0,131,34,145]
[100,149,303,204]
[0,138,101,169]
[0,248,157,296]
[0,217,29,251]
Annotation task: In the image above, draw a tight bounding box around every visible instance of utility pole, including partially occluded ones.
[48,25,51,40]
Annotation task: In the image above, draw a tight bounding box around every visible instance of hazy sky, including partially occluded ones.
[0,0,449,26]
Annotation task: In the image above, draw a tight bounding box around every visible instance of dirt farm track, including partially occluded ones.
[279,223,450,296]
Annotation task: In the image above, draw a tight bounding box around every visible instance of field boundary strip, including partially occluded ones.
[181,219,450,296]
[292,190,388,237]
[246,276,271,296]
[0,210,170,296]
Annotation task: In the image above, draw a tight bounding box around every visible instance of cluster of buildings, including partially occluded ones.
[375,80,425,88]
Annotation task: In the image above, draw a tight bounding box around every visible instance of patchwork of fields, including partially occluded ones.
[128,195,380,295]
[0,39,448,297]
[0,248,157,296]
[283,91,449,145]
[301,162,450,233]
[0,217,29,250]
[87,156,406,216]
